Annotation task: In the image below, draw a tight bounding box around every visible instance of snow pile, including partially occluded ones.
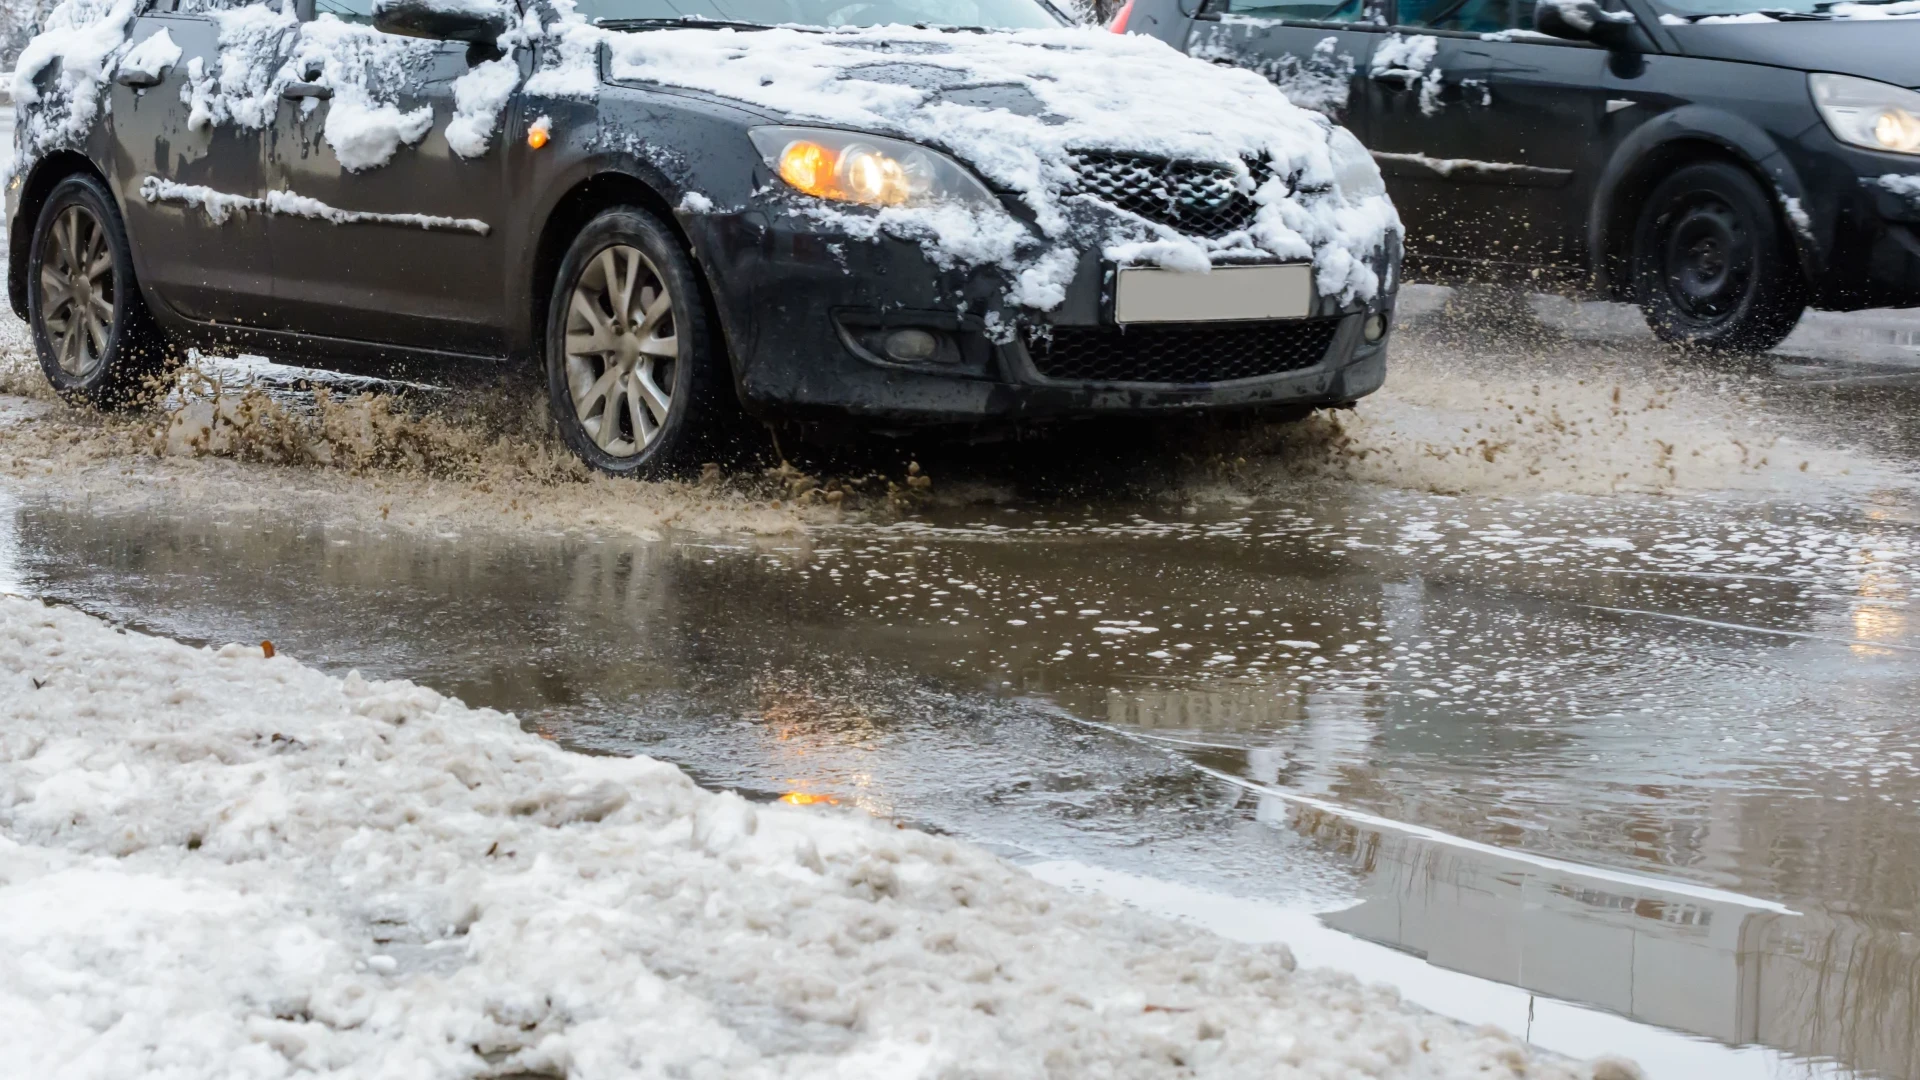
[591,24,1399,306]
[13,0,465,173]
[1662,3,1920,21]
[1368,33,1441,117]
[1874,173,1920,205]
[1191,31,1357,119]
[9,0,140,160]
[445,55,521,159]
[114,24,179,83]
[0,596,1621,1078]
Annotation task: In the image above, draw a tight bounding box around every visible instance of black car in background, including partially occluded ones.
[1116,0,1920,351]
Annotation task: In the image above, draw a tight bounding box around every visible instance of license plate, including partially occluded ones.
[1113,264,1315,324]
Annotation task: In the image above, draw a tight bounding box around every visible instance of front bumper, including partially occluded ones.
[1786,137,1920,311]
[684,202,1396,428]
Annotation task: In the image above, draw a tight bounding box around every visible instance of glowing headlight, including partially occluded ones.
[749,126,994,208]
[1811,73,1920,157]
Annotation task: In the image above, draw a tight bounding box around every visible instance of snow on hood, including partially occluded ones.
[577,24,1400,307]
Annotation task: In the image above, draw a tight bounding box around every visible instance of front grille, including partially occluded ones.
[1026,319,1341,385]
[1067,152,1270,239]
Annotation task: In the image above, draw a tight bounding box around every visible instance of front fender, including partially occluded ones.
[1588,103,1815,298]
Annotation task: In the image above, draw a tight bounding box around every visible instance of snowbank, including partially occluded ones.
[0,595,1618,1078]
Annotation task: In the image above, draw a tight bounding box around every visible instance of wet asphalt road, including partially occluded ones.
[5,288,1920,1077]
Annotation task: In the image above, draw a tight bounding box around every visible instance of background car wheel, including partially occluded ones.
[545,207,736,477]
[27,173,179,407]
[1631,161,1806,354]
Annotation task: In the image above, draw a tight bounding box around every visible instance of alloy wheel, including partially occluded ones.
[563,244,678,457]
[39,205,116,380]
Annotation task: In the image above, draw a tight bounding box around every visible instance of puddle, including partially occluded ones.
[9,473,1918,1078]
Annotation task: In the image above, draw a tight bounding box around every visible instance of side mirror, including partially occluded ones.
[373,0,510,43]
[1534,0,1638,49]
[1184,0,1227,20]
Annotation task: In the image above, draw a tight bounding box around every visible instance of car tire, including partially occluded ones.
[27,173,179,407]
[1630,161,1806,354]
[544,207,736,477]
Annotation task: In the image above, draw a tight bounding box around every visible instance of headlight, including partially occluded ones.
[749,126,995,208]
[1811,73,1920,157]
[1327,126,1386,201]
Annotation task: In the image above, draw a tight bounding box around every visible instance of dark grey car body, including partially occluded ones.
[1124,0,1920,312]
[6,0,1397,430]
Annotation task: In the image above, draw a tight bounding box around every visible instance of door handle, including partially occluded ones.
[282,81,334,100]
[114,70,162,89]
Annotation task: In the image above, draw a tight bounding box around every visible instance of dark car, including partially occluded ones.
[5,0,1400,475]
[1116,0,1920,351]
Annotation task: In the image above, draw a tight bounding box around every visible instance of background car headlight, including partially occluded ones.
[1327,126,1386,201]
[1811,73,1920,157]
[749,127,995,209]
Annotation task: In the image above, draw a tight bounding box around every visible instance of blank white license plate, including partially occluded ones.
[1114,264,1315,324]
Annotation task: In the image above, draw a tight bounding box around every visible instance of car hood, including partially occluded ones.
[591,24,1399,308]
[1669,19,1920,86]
[600,25,1335,181]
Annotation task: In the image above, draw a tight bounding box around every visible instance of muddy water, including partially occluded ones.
[7,304,1920,1077]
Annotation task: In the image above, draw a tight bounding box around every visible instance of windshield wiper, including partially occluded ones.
[593,16,776,30]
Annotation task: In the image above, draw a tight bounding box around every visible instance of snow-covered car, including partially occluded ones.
[1116,0,1920,353]
[6,0,1401,475]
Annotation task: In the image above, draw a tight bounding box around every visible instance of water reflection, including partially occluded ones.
[1265,766,1920,1079]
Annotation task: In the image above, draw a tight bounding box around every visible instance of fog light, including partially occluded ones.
[1363,313,1388,343]
[884,329,941,362]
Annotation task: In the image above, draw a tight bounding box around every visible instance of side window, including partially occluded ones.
[1395,0,1527,32]
[313,0,374,22]
[1227,0,1370,22]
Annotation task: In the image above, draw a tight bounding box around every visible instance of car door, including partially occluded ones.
[263,0,514,355]
[1185,0,1385,131]
[111,0,276,326]
[1365,0,1611,274]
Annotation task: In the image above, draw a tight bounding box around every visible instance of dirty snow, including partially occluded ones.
[141,177,492,234]
[0,595,1623,1079]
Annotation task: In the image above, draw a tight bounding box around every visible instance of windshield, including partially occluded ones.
[1656,0,1911,18]
[572,0,1067,30]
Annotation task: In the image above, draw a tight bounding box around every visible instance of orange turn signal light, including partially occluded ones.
[778,140,835,198]
[527,120,550,150]
[780,791,839,806]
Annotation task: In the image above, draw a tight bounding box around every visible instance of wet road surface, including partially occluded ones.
[6,295,1920,1078]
